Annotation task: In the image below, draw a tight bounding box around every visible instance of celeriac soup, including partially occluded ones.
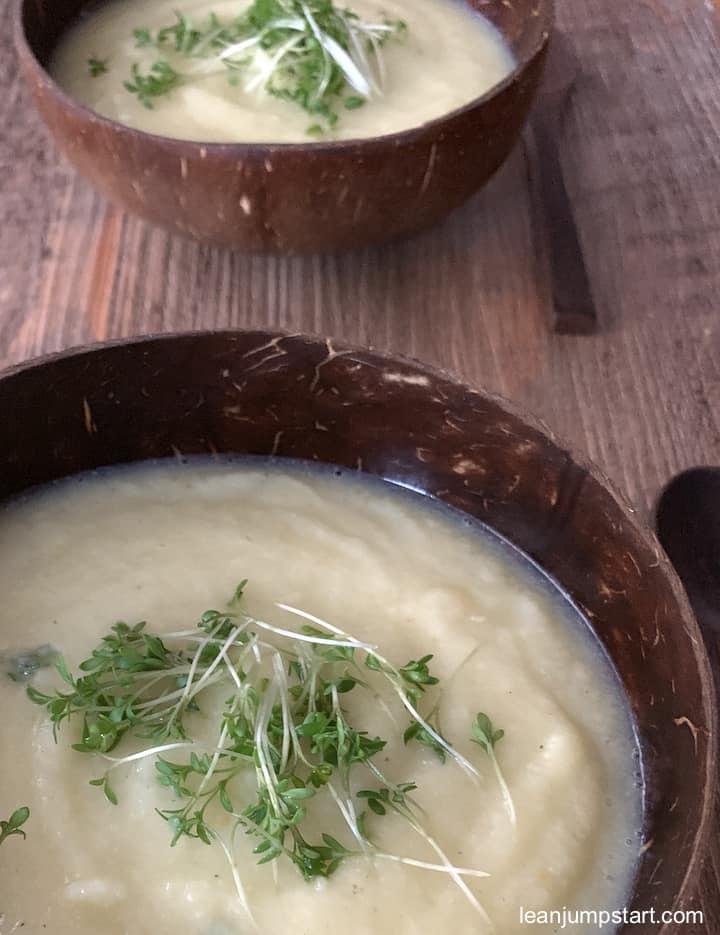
[0,459,642,934]
[49,0,515,142]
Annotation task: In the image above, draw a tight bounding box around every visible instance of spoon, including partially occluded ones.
[656,468,720,933]
[526,33,598,335]
[656,467,720,655]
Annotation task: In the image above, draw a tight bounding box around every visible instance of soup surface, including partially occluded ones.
[49,0,515,142]
[0,459,642,934]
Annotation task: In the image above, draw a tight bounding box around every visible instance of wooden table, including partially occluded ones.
[1,0,719,926]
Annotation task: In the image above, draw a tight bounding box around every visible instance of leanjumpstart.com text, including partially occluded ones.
[520,907,704,929]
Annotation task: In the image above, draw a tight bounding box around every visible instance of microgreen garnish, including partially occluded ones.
[124,61,181,108]
[344,94,365,109]
[28,585,508,920]
[471,712,504,753]
[157,12,205,53]
[26,620,190,745]
[89,774,119,805]
[398,654,439,701]
[471,711,516,825]
[403,719,448,762]
[397,654,447,761]
[116,0,407,130]
[0,806,30,846]
[133,27,154,47]
[87,56,108,77]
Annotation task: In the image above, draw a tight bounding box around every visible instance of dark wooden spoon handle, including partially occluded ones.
[656,468,720,657]
[656,469,720,935]
[526,116,598,336]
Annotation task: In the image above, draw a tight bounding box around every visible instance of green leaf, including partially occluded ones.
[87,56,108,77]
[196,820,212,845]
[218,782,234,813]
[471,712,504,754]
[281,786,315,801]
[7,807,30,831]
[321,833,347,852]
[399,656,439,690]
[229,580,248,607]
[0,806,30,846]
[133,27,153,47]
[296,711,328,737]
[403,720,447,762]
[308,763,333,787]
[300,625,331,639]
[124,61,180,109]
[26,685,54,705]
[55,655,75,686]
[321,645,354,663]
[323,675,357,695]
[89,776,118,805]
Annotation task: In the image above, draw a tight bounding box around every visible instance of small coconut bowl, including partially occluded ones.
[0,331,715,932]
[14,0,552,252]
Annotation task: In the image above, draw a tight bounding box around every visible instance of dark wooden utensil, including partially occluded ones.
[526,33,598,335]
[656,468,720,935]
[657,468,720,652]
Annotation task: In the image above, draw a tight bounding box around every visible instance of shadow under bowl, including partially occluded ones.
[0,330,715,932]
[14,0,552,252]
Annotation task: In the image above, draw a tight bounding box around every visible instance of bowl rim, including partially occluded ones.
[0,327,716,931]
[13,0,554,153]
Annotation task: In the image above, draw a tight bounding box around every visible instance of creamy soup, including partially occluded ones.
[49,0,515,142]
[0,459,642,934]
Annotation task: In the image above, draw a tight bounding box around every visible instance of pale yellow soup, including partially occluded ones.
[0,460,641,934]
[49,0,515,142]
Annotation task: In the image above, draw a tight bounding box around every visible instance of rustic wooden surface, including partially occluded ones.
[1,0,719,926]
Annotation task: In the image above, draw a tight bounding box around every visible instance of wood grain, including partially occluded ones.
[1,0,719,926]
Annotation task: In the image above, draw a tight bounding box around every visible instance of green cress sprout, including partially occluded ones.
[28,582,511,922]
[102,0,407,131]
[87,56,109,76]
[0,807,30,846]
[124,61,181,106]
[471,712,515,826]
